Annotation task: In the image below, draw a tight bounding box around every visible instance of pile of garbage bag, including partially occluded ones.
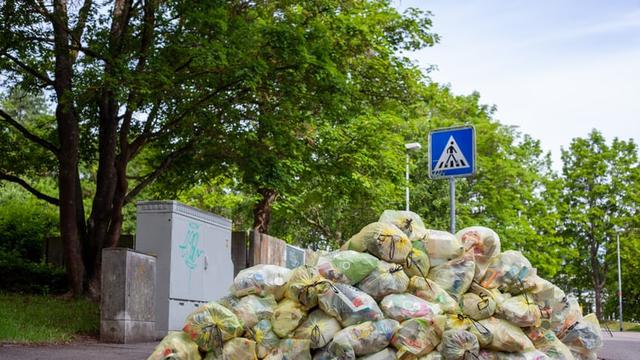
[148,210,602,360]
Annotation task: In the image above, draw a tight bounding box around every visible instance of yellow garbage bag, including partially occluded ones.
[408,276,459,314]
[207,338,257,360]
[271,298,306,338]
[378,210,427,240]
[420,230,464,267]
[479,251,536,295]
[558,313,602,360]
[147,332,200,360]
[359,348,397,360]
[293,309,342,349]
[427,250,475,300]
[264,339,312,360]
[284,265,324,309]
[420,351,443,360]
[183,301,244,352]
[219,294,277,329]
[495,293,541,327]
[363,223,412,263]
[478,317,535,353]
[439,329,479,360]
[461,292,496,321]
[404,247,431,279]
[380,293,442,322]
[315,250,379,285]
[251,320,279,359]
[525,327,575,360]
[345,222,408,257]
[233,264,292,300]
[318,282,383,327]
[456,226,501,281]
[327,319,400,358]
[391,316,445,357]
[357,260,409,300]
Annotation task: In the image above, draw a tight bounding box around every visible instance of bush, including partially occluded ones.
[0,250,67,295]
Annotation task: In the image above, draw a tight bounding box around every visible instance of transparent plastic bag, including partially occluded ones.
[558,313,602,360]
[183,301,244,352]
[252,319,280,359]
[293,309,342,349]
[439,329,479,360]
[461,292,496,321]
[549,294,583,337]
[527,276,566,323]
[421,230,464,267]
[496,293,541,327]
[357,260,409,300]
[379,293,442,322]
[219,294,277,329]
[378,210,427,240]
[327,319,400,358]
[264,339,312,360]
[525,327,575,360]
[404,247,431,279]
[391,316,445,357]
[427,250,475,300]
[147,332,200,360]
[408,276,459,314]
[284,266,324,309]
[315,250,379,285]
[358,348,397,360]
[421,351,443,360]
[318,282,384,327]
[233,264,293,300]
[271,298,307,338]
[345,222,410,262]
[213,338,257,360]
[479,251,536,295]
[456,226,501,280]
[478,317,535,353]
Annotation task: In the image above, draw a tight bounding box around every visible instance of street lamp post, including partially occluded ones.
[405,142,422,211]
[616,228,623,331]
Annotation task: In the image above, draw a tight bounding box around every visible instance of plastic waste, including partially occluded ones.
[264,339,312,360]
[495,293,541,328]
[439,329,479,360]
[421,230,464,267]
[219,294,277,329]
[316,250,379,285]
[480,251,536,295]
[391,316,445,357]
[379,293,441,322]
[357,260,409,300]
[456,226,501,280]
[378,210,427,240]
[147,332,200,360]
[183,301,244,352]
[358,347,397,360]
[549,294,583,338]
[558,313,602,360]
[527,276,566,322]
[404,247,431,279]
[344,222,410,263]
[461,292,496,321]
[285,266,325,309]
[233,264,293,300]
[252,319,280,359]
[271,298,306,338]
[408,276,459,314]
[205,338,257,360]
[421,351,444,360]
[427,250,475,300]
[478,317,535,353]
[293,309,342,349]
[327,319,400,358]
[318,282,384,327]
[525,327,575,360]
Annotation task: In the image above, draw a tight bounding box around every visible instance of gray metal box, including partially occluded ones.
[100,248,156,343]
[135,201,233,336]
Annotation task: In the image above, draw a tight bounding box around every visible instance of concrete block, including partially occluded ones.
[101,248,156,343]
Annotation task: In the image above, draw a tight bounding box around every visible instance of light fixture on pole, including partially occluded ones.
[614,226,624,331]
[405,142,422,211]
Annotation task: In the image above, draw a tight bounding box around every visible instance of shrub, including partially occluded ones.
[0,250,67,294]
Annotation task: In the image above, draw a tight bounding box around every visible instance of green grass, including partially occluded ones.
[0,292,99,343]
[601,320,640,332]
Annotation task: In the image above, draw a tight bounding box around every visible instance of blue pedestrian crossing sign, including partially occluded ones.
[429,126,476,178]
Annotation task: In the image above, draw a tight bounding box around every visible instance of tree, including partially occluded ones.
[0,0,437,297]
[559,130,640,319]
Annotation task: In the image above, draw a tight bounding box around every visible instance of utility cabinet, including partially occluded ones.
[135,200,233,336]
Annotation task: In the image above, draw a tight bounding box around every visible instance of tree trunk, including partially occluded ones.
[252,188,278,233]
[52,0,85,297]
[593,284,603,320]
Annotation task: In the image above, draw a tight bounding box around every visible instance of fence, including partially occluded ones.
[44,235,135,267]
[231,231,313,276]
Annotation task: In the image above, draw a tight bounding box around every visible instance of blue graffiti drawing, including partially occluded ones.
[179,222,203,270]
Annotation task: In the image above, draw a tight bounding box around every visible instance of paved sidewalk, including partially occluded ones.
[0,340,158,360]
[599,331,640,360]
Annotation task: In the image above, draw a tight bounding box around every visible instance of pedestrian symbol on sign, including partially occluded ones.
[434,136,470,170]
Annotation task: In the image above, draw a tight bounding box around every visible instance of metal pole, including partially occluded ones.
[449,176,455,233]
[617,231,623,331]
[405,152,410,211]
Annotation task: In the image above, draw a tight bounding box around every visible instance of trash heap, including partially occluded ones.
[148,210,603,360]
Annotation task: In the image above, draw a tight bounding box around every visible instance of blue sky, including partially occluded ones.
[396,0,640,167]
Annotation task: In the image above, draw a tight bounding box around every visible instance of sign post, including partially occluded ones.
[429,126,476,233]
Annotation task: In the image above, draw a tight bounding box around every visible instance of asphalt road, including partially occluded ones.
[598,331,640,360]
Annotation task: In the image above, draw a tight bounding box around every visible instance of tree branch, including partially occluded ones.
[123,142,194,204]
[0,172,59,205]
[0,52,54,86]
[0,109,59,154]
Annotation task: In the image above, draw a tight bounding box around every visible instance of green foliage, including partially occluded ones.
[0,251,67,295]
[0,292,98,343]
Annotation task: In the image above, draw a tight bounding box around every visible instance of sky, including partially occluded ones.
[395,0,640,168]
